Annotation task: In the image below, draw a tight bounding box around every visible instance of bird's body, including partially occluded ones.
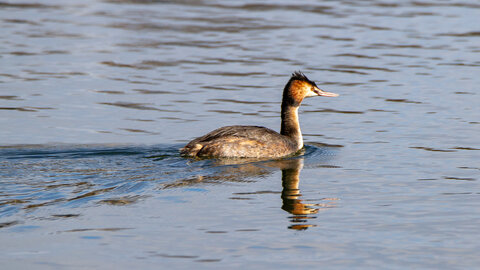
[181,125,298,158]
[181,72,338,158]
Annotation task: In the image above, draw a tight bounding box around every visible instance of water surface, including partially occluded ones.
[1,0,479,269]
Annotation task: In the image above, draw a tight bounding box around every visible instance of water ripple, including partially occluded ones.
[0,144,338,218]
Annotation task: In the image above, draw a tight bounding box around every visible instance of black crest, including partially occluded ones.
[289,71,317,86]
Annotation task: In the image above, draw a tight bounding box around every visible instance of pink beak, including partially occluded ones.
[314,87,339,97]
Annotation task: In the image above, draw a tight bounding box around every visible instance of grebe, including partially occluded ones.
[180,71,338,158]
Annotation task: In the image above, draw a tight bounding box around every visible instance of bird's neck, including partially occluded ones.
[280,103,303,150]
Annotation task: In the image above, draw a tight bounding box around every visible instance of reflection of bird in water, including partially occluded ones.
[166,149,339,230]
[281,159,319,215]
[278,158,320,230]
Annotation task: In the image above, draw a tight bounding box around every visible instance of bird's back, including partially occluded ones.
[180,125,298,158]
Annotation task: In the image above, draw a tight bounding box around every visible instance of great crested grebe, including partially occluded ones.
[180,71,338,158]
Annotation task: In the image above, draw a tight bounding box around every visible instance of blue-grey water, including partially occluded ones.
[1,0,479,269]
